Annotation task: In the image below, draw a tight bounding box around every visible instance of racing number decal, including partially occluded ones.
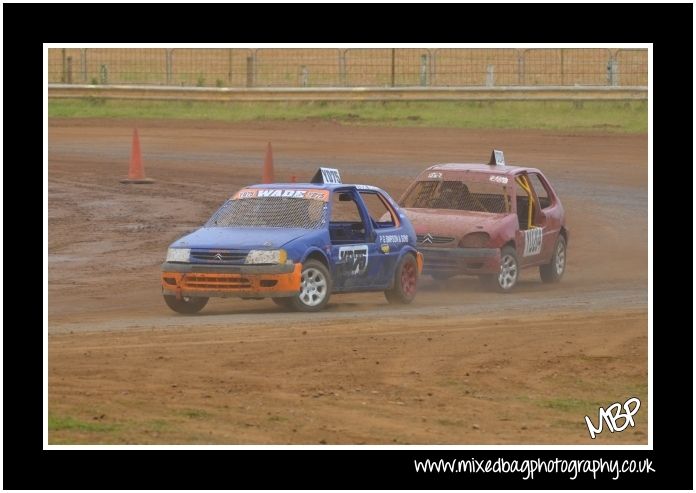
[338,245,369,275]
[523,227,543,257]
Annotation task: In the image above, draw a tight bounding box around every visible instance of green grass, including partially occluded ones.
[436,418,464,427]
[146,419,172,431]
[516,395,607,413]
[49,415,120,433]
[538,398,605,412]
[177,408,210,419]
[48,99,647,133]
[48,414,182,444]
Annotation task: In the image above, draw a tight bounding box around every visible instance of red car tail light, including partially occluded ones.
[459,232,490,248]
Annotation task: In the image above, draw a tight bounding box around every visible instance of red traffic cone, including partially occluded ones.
[120,129,154,184]
[262,142,274,184]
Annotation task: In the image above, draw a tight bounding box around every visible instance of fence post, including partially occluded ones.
[431,49,437,87]
[485,64,495,87]
[66,56,73,84]
[100,64,108,84]
[607,50,619,86]
[165,49,173,85]
[300,65,309,87]
[517,49,526,85]
[228,48,233,86]
[419,54,429,86]
[246,55,254,87]
[81,49,87,83]
[253,49,258,87]
[390,48,396,87]
[61,48,67,83]
[338,49,347,86]
[560,48,565,85]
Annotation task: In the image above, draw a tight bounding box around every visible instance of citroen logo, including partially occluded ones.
[421,233,433,244]
[214,253,224,261]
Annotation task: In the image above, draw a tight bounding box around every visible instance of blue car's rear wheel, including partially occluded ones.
[385,253,418,304]
[163,295,208,314]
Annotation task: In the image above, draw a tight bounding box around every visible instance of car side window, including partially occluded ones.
[359,191,397,228]
[527,173,552,209]
[330,192,363,222]
[514,175,543,231]
[329,191,367,244]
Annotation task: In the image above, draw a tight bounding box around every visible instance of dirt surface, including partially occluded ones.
[48,119,648,444]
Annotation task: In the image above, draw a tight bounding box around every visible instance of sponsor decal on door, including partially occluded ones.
[523,227,543,257]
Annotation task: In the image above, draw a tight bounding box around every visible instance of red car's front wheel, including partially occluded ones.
[482,246,519,292]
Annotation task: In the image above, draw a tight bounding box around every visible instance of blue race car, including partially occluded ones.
[161,168,423,313]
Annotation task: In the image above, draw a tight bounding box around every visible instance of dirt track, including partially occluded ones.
[48,119,648,444]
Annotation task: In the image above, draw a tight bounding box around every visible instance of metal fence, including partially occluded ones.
[48,48,648,88]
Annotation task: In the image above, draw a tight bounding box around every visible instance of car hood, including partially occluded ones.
[401,208,509,238]
[171,227,315,250]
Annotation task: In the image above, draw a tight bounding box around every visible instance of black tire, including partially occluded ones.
[540,235,567,283]
[271,297,294,309]
[289,260,332,312]
[385,253,419,304]
[482,246,519,293]
[163,295,209,314]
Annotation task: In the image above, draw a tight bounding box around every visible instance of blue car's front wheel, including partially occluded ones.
[289,260,332,312]
[163,295,209,314]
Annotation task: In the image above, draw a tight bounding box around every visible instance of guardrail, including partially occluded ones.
[48,84,648,101]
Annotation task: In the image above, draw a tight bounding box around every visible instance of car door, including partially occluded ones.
[357,190,404,285]
[328,188,385,290]
[526,172,562,263]
[513,172,547,267]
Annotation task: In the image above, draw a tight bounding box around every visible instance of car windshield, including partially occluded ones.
[400,178,511,213]
[206,196,328,229]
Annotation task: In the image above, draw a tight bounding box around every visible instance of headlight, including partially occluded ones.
[166,248,191,262]
[245,249,287,265]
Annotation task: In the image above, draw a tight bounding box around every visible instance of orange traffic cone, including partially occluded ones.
[262,142,274,184]
[120,129,154,184]
[290,175,296,183]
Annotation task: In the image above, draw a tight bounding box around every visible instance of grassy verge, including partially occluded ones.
[48,415,121,433]
[49,99,647,133]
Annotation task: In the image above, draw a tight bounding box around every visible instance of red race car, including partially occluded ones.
[399,150,568,291]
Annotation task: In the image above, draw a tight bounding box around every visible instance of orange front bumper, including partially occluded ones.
[162,262,302,299]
